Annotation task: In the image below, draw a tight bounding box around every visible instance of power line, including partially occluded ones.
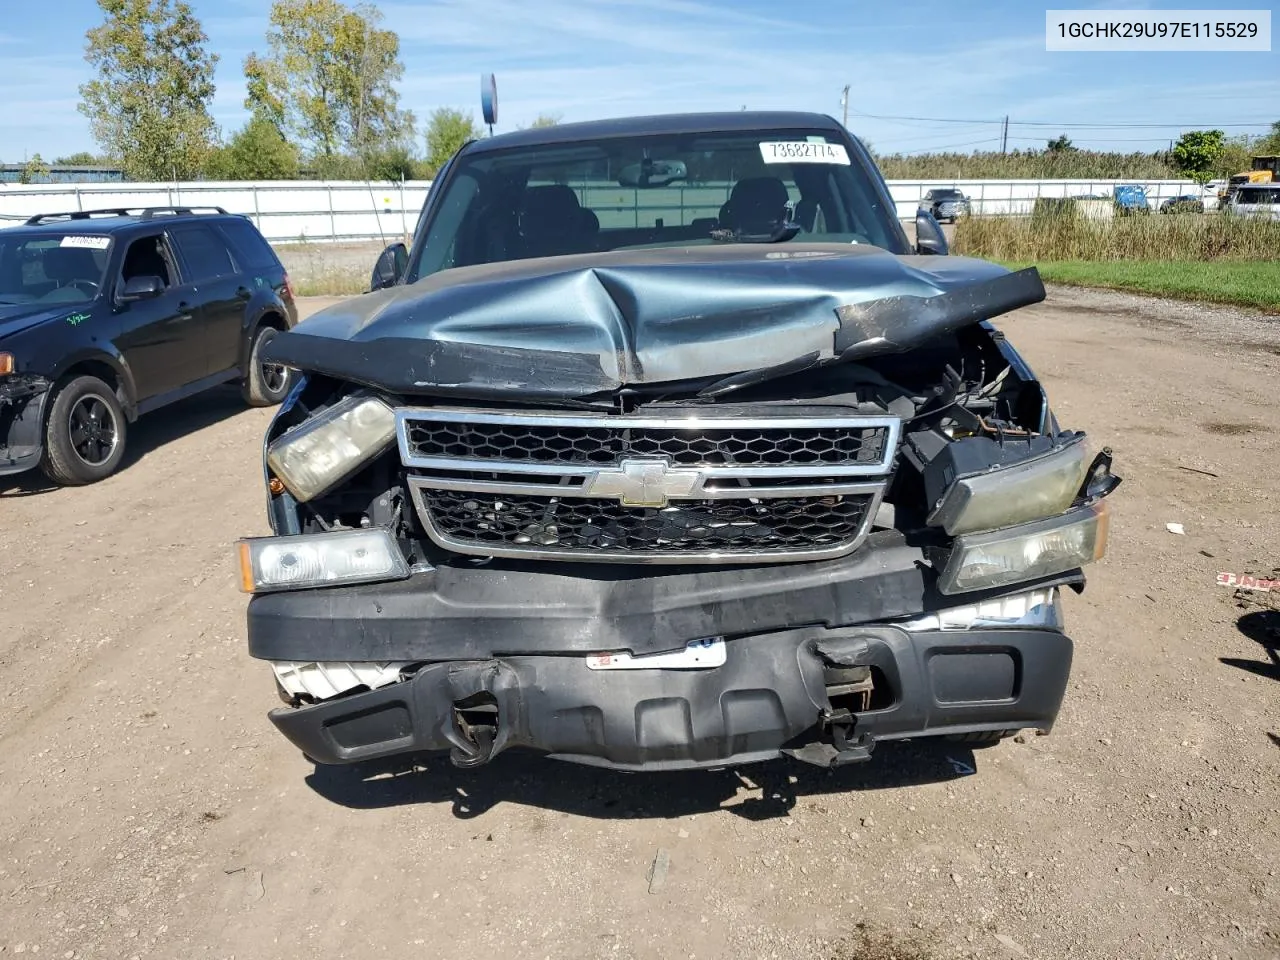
[886,137,1004,154]
[847,107,1267,130]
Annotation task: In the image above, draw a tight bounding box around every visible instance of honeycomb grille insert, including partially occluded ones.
[395,410,898,563]
[419,490,875,557]
[402,419,889,468]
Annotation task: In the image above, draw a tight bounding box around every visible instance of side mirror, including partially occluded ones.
[120,275,164,301]
[915,211,949,256]
[370,242,408,291]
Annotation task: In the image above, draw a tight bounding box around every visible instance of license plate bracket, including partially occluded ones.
[586,637,726,671]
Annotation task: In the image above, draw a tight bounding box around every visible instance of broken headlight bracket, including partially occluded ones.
[0,373,50,406]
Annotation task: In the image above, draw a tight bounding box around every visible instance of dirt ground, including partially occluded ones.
[1,285,1277,960]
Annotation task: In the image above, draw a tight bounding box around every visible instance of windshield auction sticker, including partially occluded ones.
[759,142,850,165]
[60,236,111,249]
[1047,9,1271,50]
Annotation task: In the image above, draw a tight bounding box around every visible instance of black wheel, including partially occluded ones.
[242,325,293,407]
[39,375,128,486]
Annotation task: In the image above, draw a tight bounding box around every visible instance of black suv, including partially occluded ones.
[0,206,298,485]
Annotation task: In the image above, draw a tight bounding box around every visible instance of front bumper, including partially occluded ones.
[0,375,50,477]
[268,623,1072,770]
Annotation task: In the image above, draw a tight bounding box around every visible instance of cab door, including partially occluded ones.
[112,232,205,402]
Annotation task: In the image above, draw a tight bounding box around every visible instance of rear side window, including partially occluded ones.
[170,225,237,281]
[216,217,280,271]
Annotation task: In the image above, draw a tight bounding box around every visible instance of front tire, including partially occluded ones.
[39,375,128,486]
[242,326,293,407]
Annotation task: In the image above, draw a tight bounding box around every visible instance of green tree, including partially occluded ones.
[54,151,101,166]
[1046,135,1075,152]
[423,107,481,176]
[18,154,51,184]
[205,115,300,180]
[1172,129,1226,185]
[1257,120,1280,155]
[243,0,412,160]
[529,113,562,129]
[78,0,219,180]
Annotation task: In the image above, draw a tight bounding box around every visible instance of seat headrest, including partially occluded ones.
[42,247,101,282]
[518,185,583,234]
[719,177,790,232]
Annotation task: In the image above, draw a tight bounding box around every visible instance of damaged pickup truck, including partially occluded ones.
[239,111,1120,773]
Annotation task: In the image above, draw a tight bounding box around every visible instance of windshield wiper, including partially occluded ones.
[708,221,802,244]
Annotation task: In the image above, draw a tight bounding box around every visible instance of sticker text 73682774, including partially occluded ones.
[758,141,850,165]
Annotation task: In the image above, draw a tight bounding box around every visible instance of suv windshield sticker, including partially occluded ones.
[61,235,110,250]
[759,141,850,165]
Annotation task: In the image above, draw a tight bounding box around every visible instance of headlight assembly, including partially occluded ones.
[937,501,1109,595]
[927,434,1092,536]
[236,528,409,593]
[266,394,396,502]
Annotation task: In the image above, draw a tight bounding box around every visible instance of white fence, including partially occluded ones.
[0,180,431,244]
[0,177,1216,243]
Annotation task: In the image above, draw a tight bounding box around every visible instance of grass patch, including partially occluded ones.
[955,210,1280,262]
[291,268,368,297]
[1002,260,1280,313]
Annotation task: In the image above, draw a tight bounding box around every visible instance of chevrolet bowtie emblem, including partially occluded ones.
[584,459,703,507]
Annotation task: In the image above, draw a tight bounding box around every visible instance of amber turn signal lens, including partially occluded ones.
[236,541,256,594]
[0,353,14,376]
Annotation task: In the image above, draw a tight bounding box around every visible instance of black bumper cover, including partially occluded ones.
[0,376,49,477]
[269,625,1072,771]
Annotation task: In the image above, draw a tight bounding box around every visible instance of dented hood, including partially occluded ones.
[265,243,1044,401]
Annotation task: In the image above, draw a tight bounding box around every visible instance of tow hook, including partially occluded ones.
[782,661,877,768]
[450,694,499,768]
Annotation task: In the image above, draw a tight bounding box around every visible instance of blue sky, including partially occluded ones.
[1,0,1275,160]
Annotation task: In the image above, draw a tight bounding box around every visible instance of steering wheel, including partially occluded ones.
[67,279,99,295]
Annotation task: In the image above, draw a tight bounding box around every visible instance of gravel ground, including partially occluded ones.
[0,285,1277,960]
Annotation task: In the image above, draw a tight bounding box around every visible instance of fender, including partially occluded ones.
[50,345,140,419]
[236,292,291,375]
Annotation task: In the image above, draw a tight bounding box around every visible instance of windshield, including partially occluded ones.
[0,233,111,305]
[1236,187,1279,204]
[935,190,964,199]
[410,128,905,281]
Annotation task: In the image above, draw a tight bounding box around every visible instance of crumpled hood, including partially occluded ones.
[265,243,1045,401]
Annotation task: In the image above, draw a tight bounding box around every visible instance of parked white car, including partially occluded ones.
[1224,184,1280,220]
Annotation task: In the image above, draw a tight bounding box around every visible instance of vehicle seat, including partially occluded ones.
[718,177,790,234]
[42,247,102,288]
[794,197,823,233]
[516,185,598,258]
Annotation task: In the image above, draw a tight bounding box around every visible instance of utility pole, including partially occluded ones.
[1001,115,1009,154]
[841,85,850,128]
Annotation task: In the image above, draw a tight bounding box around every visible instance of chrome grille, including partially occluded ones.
[399,410,896,476]
[397,408,898,564]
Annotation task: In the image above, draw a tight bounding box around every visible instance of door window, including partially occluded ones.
[170,225,236,282]
[120,235,174,290]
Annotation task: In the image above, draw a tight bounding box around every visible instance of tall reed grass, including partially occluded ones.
[953,210,1280,262]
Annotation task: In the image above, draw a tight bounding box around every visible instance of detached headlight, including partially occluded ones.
[938,501,1109,595]
[237,528,409,593]
[928,435,1092,536]
[266,394,396,502]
